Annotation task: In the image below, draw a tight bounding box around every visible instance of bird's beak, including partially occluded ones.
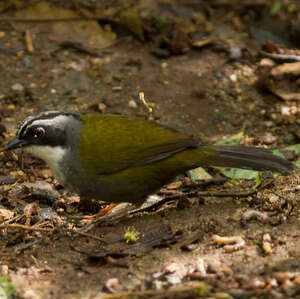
[4,136,26,151]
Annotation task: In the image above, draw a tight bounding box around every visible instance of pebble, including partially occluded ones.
[98,103,106,113]
[40,207,55,220]
[7,104,15,110]
[230,74,237,82]
[281,106,290,115]
[283,133,295,144]
[167,276,181,285]
[261,132,277,144]
[151,48,170,58]
[123,65,132,72]
[11,83,24,92]
[105,278,119,292]
[161,62,168,68]
[215,292,233,299]
[264,121,274,128]
[128,100,138,109]
[268,194,279,204]
[270,113,277,120]
[112,86,122,91]
[229,289,251,299]
[229,47,243,60]
[259,58,275,67]
[23,55,33,68]
[0,175,16,185]
[90,57,105,66]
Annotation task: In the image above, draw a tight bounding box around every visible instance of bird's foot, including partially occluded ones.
[83,203,119,220]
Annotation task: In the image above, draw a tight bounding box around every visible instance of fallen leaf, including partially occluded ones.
[0,208,14,220]
[273,91,300,101]
[15,1,116,50]
[271,62,300,76]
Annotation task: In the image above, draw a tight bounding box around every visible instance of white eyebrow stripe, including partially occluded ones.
[18,116,35,137]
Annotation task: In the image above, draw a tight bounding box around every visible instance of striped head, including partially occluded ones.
[5,111,82,167]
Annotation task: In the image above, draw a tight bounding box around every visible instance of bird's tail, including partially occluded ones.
[196,145,296,174]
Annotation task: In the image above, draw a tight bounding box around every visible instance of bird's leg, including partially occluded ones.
[83,203,119,220]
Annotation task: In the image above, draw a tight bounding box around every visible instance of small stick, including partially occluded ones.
[70,229,107,242]
[7,223,52,232]
[25,29,34,54]
[0,215,24,228]
[30,165,38,178]
[14,238,43,254]
[262,51,300,62]
[0,16,103,22]
[196,190,256,197]
[139,92,153,120]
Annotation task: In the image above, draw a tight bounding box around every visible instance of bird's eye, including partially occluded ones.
[33,127,45,138]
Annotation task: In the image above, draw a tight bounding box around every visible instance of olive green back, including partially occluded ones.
[78,114,197,176]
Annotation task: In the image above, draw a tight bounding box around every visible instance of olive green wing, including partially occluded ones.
[78,114,197,176]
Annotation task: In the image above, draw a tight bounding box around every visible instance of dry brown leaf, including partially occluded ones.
[15,1,116,50]
[271,62,300,76]
[166,181,182,190]
[273,90,300,101]
[0,208,14,220]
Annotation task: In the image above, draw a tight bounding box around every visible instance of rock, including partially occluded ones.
[11,83,24,92]
[128,100,138,109]
[261,132,277,144]
[0,175,16,185]
[259,58,275,67]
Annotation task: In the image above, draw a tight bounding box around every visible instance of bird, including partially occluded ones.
[4,111,296,211]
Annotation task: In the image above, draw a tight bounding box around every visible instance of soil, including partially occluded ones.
[1,1,300,298]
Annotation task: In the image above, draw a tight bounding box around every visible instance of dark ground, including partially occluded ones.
[1,1,300,298]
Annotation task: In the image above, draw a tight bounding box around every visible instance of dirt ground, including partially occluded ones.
[1,1,300,298]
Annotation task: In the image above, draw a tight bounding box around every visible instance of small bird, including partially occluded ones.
[4,111,296,210]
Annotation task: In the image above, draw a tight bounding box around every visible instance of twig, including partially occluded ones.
[262,51,300,62]
[187,177,228,187]
[0,215,24,228]
[14,238,44,254]
[30,166,38,179]
[129,194,182,215]
[196,178,274,198]
[49,39,100,57]
[7,223,52,231]
[139,92,153,120]
[70,229,107,242]
[196,190,256,197]
[25,29,34,54]
[0,16,106,22]
[78,212,128,233]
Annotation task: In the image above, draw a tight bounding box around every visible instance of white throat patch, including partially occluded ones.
[25,145,67,185]
[25,145,66,168]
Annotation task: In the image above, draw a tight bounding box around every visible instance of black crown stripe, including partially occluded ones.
[18,111,80,137]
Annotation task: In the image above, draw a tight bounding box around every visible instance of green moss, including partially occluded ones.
[195,282,211,297]
[0,276,16,297]
[124,227,139,244]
